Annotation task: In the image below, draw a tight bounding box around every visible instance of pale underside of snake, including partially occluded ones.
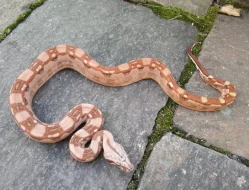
[9,43,236,172]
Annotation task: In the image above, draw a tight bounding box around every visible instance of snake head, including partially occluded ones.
[103,139,134,173]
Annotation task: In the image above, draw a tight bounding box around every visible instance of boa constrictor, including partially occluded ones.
[9,43,236,172]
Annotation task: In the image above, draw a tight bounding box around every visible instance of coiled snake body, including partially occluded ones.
[9,43,236,172]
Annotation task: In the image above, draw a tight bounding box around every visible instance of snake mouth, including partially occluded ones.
[121,164,134,173]
[116,162,134,173]
[106,159,134,173]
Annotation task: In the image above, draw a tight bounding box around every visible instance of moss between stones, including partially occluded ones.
[0,0,47,43]
[146,3,219,42]
[128,3,249,190]
[225,0,249,11]
[1,0,247,188]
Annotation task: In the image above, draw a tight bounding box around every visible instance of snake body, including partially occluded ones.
[9,43,236,172]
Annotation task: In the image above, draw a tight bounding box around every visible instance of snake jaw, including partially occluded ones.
[103,139,134,173]
[106,157,134,173]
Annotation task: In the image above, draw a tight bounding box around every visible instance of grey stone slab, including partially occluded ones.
[236,0,249,6]
[128,0,213,15]
[0,0,197,189]
[216,0,249,6]
[0,0,37,33]
[139,133,249,190]
[174,12,249,159]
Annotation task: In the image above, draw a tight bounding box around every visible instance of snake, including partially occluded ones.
[9,42,236,172]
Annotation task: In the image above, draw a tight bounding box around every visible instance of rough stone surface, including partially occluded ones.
[139,133,249,190]
[128,0,213,15]
[0,0,197,189]
[236,0,249,6]
[0,0,36,33]
[174,11,249,159]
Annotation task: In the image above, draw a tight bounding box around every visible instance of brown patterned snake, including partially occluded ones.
[9,43,236,172]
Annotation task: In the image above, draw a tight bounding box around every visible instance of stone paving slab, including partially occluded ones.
[128,0,213,15]
[0,0,36,33]
[139,133,249,190]
[0,0,197,189]
[174,11,249,159]
[236,0,249,6]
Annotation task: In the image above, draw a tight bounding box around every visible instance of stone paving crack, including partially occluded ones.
[0,0,47,43]
[2,0,249,188]
[225,0,249,11]
[127,3,249,190]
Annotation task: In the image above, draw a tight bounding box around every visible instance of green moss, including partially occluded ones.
[209,145,233,156]
[146,3,219,42]
[232,2,249,10]
[225,0,234,3]
[178,43,201,87]
[2,0,247,187]
[127,4,236,190]
[146,3,198,22]
[29,0,47,10]
[127,99,175,190]
[128,4,249,187]
[236,157,249,167]
[0,0,47,42]
[224,0,249,10]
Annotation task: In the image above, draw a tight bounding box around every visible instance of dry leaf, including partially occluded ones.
[219,4,241,17]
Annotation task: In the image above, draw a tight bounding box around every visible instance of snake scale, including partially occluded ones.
[9,43,236,172]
